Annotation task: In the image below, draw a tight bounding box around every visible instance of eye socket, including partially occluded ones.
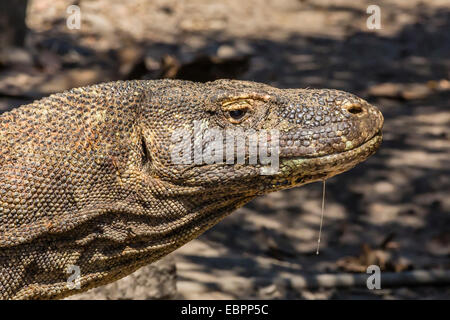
[229,109,247,120]
[222,99,253,123]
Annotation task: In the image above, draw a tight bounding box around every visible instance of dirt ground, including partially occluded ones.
[0,0,449,299]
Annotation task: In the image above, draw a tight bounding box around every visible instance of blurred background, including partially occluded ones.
[1,0,449,299]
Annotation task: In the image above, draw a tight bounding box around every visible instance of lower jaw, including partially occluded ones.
[271,132,383,189]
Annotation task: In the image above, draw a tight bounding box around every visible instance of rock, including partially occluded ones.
[217,45,237,59]
[401,83,432,100]
[68,256,177,300]
[0,47,34,69]
[367,82,433,100]
[367,83,403,99]
[259,284,283,299]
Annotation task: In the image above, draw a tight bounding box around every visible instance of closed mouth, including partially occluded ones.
[282,129,382,162]
[313,129,382,165]
[279,129,382,183]
[325,129,382,159]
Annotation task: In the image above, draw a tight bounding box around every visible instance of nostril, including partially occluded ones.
[346,104,363,115]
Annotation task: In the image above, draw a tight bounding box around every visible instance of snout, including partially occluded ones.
[278,91,384,159]
[337,99,384,150]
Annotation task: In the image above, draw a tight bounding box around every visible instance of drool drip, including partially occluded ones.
[316,179,326,255]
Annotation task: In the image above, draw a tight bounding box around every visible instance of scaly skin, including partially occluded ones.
[0,79,383,299]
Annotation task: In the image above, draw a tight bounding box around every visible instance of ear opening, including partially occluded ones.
[140,135,152,167]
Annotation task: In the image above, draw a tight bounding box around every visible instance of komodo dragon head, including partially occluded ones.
[142,79,383,197]
[0,79,383,299]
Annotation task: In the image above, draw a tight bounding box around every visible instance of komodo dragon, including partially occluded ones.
[0,79,383,299]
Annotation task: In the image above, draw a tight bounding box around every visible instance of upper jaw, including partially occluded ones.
[278,101,384,159]
[270,101,384,189]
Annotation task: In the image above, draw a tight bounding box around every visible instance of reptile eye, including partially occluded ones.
[229,109,247,120]
[223,99,253,123]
